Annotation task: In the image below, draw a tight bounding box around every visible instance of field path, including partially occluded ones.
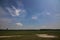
[36,34,58,38]
[0,35,23,38]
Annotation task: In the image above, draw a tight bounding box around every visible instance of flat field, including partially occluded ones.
[0,30,60,40]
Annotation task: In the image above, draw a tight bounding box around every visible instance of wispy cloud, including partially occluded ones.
[6,7,15,16]
[5,0,26,17]
[6,6,26,17]
[32,16,38,20]
[46,12,51,16]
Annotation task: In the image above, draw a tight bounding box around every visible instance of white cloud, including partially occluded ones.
[6,7,15,16]
[12,6,22,16]
[6,6,26,17]
[46,12,51,15]
[22,10,26,13]
[15,9,21,16]
[32,16,38,20]
[16,23,23,26]
[12,6,16,10]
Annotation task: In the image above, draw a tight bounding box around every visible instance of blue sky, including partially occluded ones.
[0,0,60,29]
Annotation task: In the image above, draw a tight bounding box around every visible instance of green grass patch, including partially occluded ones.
[0,30,60,40]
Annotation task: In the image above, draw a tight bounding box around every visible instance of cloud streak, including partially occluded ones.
[6,6,26,17]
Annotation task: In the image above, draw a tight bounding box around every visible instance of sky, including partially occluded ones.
[0,0,60,29]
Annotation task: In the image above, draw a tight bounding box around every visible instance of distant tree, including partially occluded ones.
[6,28,8,30]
